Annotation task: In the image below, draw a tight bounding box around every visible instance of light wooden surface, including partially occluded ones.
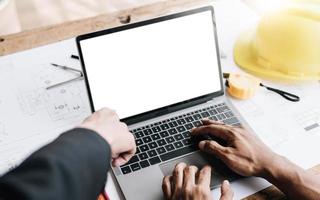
[0,0,319,199]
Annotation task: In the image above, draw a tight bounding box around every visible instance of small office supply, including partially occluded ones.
[224,73,300,102]
[76,6,249,200]
[46,63,84,90]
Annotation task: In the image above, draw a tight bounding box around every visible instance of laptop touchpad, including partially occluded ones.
[159,151,241,189]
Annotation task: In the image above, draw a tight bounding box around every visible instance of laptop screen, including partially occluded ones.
[79,8,222,119]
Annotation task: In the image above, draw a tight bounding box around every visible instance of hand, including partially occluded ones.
[162,163,233,200]
[79,108,136,167]
[191,119,278,177]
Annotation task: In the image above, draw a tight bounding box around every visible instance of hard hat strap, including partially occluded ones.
[259,83,300,102]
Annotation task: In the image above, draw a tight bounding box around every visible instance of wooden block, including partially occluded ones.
[0,0,212,56]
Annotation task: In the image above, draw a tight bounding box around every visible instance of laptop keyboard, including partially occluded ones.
[120,102,241,175]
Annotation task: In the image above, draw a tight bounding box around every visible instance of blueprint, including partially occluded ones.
[0,39,91,175]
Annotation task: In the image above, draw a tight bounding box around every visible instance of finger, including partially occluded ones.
[183,165,198,188]
[199,140,229,159]
[112,157,124,167]
[162,176,172,200]
[202,119,225,126]
[172,162,187,198]
[219,180,234,200]
[197,165,211,186]
[112,150,135,167]
[191,125,233,140]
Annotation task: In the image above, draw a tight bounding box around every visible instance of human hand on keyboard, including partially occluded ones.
[191,119,277,177]
[79,108,136,167]
[162,163,233,200]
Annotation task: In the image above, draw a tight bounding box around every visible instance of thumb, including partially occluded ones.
[219,180,234,200]
[198,140,228,158]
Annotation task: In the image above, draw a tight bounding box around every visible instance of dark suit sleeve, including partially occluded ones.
[0,128,111,200]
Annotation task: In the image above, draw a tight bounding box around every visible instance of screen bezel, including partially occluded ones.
[76,6,224,125]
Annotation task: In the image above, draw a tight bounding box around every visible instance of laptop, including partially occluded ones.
[76,6,249,200]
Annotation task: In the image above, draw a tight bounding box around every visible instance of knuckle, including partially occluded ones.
[195,186,208,195]
[183,186,193,196]
[206,141,215,150]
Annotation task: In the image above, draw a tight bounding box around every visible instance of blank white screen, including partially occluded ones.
[80,10,221,119]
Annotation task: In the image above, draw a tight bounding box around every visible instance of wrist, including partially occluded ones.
[261,154,292,181]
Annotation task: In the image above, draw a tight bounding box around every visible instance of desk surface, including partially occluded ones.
[0,0,319,199]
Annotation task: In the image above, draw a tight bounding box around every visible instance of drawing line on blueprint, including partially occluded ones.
[295,108,320,132]
[12,62,89,122]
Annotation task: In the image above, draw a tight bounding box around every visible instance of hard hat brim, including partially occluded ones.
[234,30,320,82]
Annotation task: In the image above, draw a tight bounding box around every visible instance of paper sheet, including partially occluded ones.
[0,39,92,175]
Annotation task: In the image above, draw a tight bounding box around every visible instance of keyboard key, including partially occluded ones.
[217,106,230,113]
[177,126,186,132]
[182,138,192,146]
[168,121,178,128]
[136,139,143,146]
[182,131,191,138]
[174,134,184,141]
[154,122,161,126]
[140,160,150,168]
[121,166,131,174]
[160,131,169,138]
[224,111,234,118]
[209,109,218,116]
[160,145,197,162]
[136,147,140,154]
[140,144,149,152]
[210,116,218,121]
[156,147,166,154]
[165,144,175,151]
[193,114,202,120]
[128,155,139,164]
[185,116,194,123]
[177,118,186,125]
[185,123,193,130]
[142,136,152,143]
[223,117,239,125]
[168,128,178,135]
[130,163,141,171]
[217,114,226,120]
[149,156,161,165]
[160,124,170,130]
[148,142,158,149]
[138,152,148,160]
[147,150,157,157]
[135,131,144,138]
[200,111,210,118]
[143,129,152,136]
[165,136,175,143]
[151,133,161,140]
[193,121,202,127]
[174,141,183,149]
[157,139,166,146]
[152,126,161,133]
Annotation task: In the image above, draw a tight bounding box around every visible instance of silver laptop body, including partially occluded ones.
[77,6,250,200]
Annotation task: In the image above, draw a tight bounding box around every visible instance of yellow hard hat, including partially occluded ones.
[234,7,320,81]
